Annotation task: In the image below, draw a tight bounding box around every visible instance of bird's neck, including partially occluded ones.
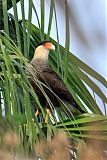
[33,48,49,64]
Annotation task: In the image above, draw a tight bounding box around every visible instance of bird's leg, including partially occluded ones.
[35,109,39,116]
[32,109,39,123]
[45,108,51,123]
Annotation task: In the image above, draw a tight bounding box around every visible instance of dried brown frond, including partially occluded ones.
[0,150,14,160]
[3,131,20,148]
[35,131,70,160]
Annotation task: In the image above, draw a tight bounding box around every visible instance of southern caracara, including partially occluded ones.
[27,41,85,122]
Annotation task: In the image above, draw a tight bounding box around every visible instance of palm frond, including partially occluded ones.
[0,0,107,158]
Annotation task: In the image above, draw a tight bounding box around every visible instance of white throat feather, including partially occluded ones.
[33,46,49,63]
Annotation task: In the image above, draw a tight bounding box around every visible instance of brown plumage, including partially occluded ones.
[27,41,85,119]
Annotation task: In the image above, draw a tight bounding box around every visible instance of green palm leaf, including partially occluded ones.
[0,0,107,158]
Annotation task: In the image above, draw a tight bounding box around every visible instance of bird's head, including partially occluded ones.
[33,41,55,63]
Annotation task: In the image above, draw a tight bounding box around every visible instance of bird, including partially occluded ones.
[27,41,85,123]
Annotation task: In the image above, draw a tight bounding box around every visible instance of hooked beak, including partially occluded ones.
[44,42,55,51]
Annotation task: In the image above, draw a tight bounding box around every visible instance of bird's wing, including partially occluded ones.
[40,67,74,102]
[40,68,86,113]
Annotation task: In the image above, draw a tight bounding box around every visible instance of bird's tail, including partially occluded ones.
[62,100,86,117]
[73,102,86,114]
